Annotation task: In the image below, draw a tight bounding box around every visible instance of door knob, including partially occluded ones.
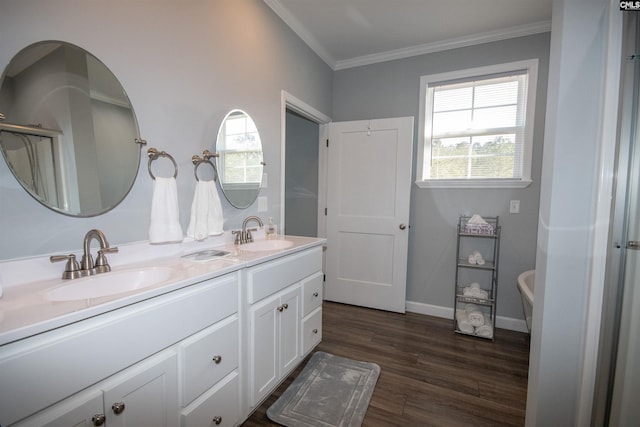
[399,224,407,230]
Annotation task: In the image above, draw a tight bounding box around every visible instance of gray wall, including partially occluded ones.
[332,33,550,322]
[0,0,333,260]
[285,110,319,237]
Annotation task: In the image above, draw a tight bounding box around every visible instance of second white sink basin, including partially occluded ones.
[46,267,177,301]
[240,239,295,252]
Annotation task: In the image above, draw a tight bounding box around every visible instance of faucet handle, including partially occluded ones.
[50,254,82,280]
[94,247,118,274]
[232,230,242,245]
[246,228,258,243]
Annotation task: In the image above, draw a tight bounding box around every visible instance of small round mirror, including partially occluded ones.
[215,109,263,208]
[0,41,141,217]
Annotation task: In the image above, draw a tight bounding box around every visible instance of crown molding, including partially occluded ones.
[264,0,551,72]
[264,0,337,69]
[334,21,552,70]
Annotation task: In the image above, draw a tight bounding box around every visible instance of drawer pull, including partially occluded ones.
[212,354,222,364]
[92,414,106,426]
[313,292,319,297]
[283,303,289,310]
[213,415,222,425]
[112,402,125,415]
[312,328,318,334]
[277,305,284,312]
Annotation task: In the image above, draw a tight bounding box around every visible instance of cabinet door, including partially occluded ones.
[102,350,179,427]
[13,390,104,427]
[249,296,279,406]
[279,286,301,375]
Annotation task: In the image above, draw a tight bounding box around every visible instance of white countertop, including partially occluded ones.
[0,234,325,346]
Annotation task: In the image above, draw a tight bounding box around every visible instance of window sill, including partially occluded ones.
[415,179,532,189]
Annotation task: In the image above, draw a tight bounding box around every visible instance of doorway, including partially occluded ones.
[284,109,319,237]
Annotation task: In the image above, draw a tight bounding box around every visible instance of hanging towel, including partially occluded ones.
[149,177,183,244]
[187,180,224,240]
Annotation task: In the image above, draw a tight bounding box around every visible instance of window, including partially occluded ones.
[218,112,263,185]
[416,60,537,188]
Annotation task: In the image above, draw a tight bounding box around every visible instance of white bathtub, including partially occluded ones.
[517,270,535,332]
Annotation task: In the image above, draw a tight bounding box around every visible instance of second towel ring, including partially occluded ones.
[148,147,178,180]
[192,150,219,182]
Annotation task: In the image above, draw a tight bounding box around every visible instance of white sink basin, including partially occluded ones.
[46,267,177,301]
[240,239,295,252]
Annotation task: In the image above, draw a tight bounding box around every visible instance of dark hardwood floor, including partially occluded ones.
[242,301,530,427]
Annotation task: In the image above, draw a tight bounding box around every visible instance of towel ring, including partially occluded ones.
[191,150,219,182]
[147,147,178,180]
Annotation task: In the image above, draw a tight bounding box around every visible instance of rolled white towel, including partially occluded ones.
[456,310,475,334]
[476,257,486,266]
[465,303,484,327]
[470,282,481,290]
[468,253,477,265]
[463,287,475,297]
[476,314,493,338]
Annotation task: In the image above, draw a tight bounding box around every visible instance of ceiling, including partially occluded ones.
[264,0,553,70]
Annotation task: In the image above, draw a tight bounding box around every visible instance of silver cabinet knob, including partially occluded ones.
[313,292,319,297]
[283,303,289,310]
[277,305,284,312]
[92,414,106,426]
[212,355,222,364]
[399,224,407,230]
[213,416,222,425]
[312,328,318,334]
[112,402,125,415]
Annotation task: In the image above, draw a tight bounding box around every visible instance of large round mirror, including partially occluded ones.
[0,41,141,217]
[215,109,263,209]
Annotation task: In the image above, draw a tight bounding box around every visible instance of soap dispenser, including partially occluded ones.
[265,217,277,239]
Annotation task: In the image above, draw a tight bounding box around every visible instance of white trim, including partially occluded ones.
[264,0,551,71]
[264,0,335,68]
[576,3,623,425]
[416,59,538,188]
[335,21,551,70]
[415,179,532,189]
[279,91,331,235]
[405,300,529,333]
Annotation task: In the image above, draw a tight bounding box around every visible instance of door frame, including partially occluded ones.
[279,91,331,236]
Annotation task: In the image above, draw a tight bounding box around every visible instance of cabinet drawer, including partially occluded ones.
[301,308,322,356]
[181,371,239,427]
[180,316,239,406]
[302,272,323,317]
[247,246,322,303]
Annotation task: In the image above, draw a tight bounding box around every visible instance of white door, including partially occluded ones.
[324,117,413,313]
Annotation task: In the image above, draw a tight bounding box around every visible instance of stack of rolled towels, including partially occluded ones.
[462,282,489,300]
[467,250,485,265]
[456,303,493,338]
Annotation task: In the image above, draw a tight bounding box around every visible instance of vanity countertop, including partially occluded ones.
[0,235,325,346]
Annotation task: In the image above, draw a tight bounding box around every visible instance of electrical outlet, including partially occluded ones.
[510,200,520,214]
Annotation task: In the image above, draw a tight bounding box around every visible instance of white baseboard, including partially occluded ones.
[405,300,529,333]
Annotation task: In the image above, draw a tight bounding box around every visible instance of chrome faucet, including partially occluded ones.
[233,216,264,244]
[50,229,118,279]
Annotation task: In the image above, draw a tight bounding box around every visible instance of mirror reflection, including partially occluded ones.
[0,41,141,217]
[215,109,263,208]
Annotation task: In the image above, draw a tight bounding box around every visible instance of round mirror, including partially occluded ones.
[0,41,141,217]
[215,109,263,208]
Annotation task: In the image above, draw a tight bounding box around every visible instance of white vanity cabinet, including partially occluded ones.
[0,273,239,427]
[244,246,323,411]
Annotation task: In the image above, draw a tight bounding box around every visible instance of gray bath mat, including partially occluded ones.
[267,351,380,427]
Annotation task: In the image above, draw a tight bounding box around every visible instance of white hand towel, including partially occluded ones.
[187,180,224,240]
[149,177,183,244]
[456,310,475,334]
[475,314,494,338]
[465,303,484,327]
